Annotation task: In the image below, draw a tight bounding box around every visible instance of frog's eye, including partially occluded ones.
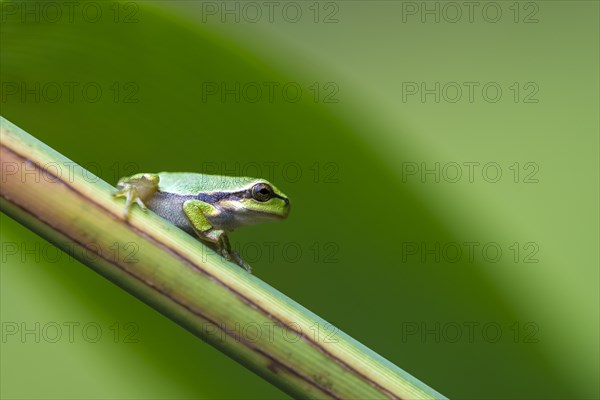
[251,183,273,202]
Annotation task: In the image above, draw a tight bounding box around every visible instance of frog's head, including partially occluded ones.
[217,178,290,228]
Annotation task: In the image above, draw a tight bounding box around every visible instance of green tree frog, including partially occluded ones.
[113,172,290,272]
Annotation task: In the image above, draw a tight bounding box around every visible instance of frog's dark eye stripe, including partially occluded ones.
[251,183,272,202]
[194,185,286,204]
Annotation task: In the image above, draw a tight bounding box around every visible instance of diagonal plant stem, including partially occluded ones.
[0,116,446,400]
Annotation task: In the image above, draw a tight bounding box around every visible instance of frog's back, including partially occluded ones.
[157,172,257,195]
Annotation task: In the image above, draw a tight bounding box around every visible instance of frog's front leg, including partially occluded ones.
[182,200,252,272]
[113,173,160,219]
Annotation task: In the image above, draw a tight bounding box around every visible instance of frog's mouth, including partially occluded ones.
[215,197,290,230]
[272,195,291,219]
[245,201,290,222]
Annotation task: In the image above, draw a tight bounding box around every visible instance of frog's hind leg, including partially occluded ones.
[183,200,252,272]
[113,173,159,219]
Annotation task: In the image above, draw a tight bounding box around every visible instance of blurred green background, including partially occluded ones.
[1,1,598,399]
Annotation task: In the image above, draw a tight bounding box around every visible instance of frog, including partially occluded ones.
[114,172,290,272]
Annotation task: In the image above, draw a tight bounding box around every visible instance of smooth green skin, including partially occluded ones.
[114,172,290,272]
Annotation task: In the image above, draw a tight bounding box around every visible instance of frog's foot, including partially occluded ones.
[183,200,254,272]
[113,186,147,219]
[216,248,252,273]
[113,173,159,219]
[230,251,253,273]
[216,235,253,273]
[218,234,252,273]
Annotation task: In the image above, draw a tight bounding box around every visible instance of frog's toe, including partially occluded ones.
[230,251,253,273]
[221,249,232,260]
[135,197,148,211]
[113,188,127,198]
[241,261,252,273]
